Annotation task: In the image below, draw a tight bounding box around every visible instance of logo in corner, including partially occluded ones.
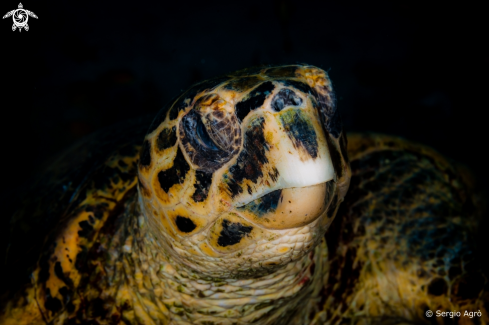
[3,3,37,32]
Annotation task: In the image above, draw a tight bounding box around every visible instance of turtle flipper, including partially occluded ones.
[24,24,28,31]
[26,10,37,18]
[11,24,16,31]
[2,10,14,19]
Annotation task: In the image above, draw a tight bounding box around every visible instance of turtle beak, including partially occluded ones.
[218,106,334,209]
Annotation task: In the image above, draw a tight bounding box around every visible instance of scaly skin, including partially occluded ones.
[1,66,487,324]
[55,196,329,324]
[1,180,327,325]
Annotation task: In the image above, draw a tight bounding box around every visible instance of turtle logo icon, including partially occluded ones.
[3,3,37,32]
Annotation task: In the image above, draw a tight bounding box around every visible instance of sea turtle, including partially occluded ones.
[0,64,487,325]
[2,3,38,32]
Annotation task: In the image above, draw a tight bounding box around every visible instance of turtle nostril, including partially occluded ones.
[272,89,302,112]
[291,95,302,106]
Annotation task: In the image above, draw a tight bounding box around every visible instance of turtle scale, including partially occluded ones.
[0,65,487,325]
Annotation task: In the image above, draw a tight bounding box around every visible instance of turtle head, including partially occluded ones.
[138,64,350,277]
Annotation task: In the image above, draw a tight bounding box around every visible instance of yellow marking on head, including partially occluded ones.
[156,209,178,240]
[199,242,221,258]
[265,131,275,145]
[208,213,267,253]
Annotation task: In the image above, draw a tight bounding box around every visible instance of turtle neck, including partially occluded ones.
[108,198,329,325]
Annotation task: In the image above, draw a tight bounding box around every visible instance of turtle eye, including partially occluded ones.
[192,111,220,152]
[179,95,242,173]
[180,109,223,160]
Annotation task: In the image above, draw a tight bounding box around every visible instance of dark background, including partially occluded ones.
[1,1,487,238]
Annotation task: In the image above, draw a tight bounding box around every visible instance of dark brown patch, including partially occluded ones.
[277,78,341,137]
[217,220,253,247]
[175,216,197,233]
[44,288,62,313]
[54,261,74,288]
[226,116,270,198]
[156,126,177,151]
[192,171,213,202]
[157,147,190,193]
[235,81,275,122]
[77,220,93,238]
[139,140,151,167]
[279,109,318,159]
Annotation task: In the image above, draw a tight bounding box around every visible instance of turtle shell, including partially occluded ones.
[314,133,489,324]
[0,115,151,322]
